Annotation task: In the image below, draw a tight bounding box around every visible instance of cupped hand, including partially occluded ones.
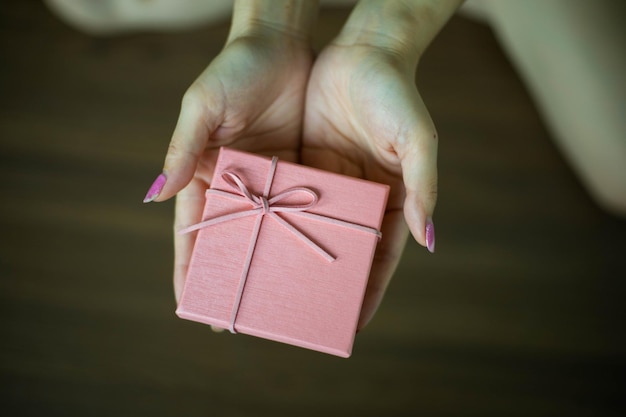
[150,31,313,301]
[302,43,439,329]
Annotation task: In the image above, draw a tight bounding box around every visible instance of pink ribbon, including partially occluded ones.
[179,156,381,333]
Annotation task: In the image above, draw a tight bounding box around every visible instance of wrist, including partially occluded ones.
[334,0,462,68]
[228,0,320,44]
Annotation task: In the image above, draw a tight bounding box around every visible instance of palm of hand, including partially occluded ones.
[173,37,313,299]
[190,36,313,176]
[302,45,437,328]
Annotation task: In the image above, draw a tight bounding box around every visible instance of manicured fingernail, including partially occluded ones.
[426,217,435,253]
[143,173,166,203]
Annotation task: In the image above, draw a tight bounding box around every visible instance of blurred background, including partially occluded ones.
[1,1,625,416]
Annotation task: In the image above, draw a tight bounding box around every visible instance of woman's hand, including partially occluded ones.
[302,0,461,329]
[144,0,318,301]
[302,43,437,330]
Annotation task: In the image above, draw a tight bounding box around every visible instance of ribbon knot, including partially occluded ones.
[258,196,269,214]
[178,155,382,334]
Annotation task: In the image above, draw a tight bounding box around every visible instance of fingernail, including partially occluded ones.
[143,173,167,203]
[426,217,435,253]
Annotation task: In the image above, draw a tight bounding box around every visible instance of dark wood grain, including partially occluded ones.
[1,1,625,416]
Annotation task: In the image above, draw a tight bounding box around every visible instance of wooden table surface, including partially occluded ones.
[1,1,625,416]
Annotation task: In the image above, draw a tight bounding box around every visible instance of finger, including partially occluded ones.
[173,178,207,303]
[358,209,409,330]
[151,85,222,203]
[398,108,438,253]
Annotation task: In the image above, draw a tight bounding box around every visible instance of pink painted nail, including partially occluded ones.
[143,173,167,203]
[425,217,435,253]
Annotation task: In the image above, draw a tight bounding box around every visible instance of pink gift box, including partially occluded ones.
[176,147,389,357]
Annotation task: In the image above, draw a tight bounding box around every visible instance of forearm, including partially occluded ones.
[228,0,320,43]
[334,0,463,66]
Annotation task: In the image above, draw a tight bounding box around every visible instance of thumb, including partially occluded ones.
[398,113,438,253]
[143,85,222,203]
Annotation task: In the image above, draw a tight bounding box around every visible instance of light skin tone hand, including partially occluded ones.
[302,0,462,328]
[302,42,438,329]
[144,0,462,330]
[143,1,317,301]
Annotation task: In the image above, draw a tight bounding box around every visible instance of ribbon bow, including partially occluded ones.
[179,161,336,263]
[178,156,381,333]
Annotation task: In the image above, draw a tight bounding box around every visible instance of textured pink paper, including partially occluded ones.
[176,148,389,357]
